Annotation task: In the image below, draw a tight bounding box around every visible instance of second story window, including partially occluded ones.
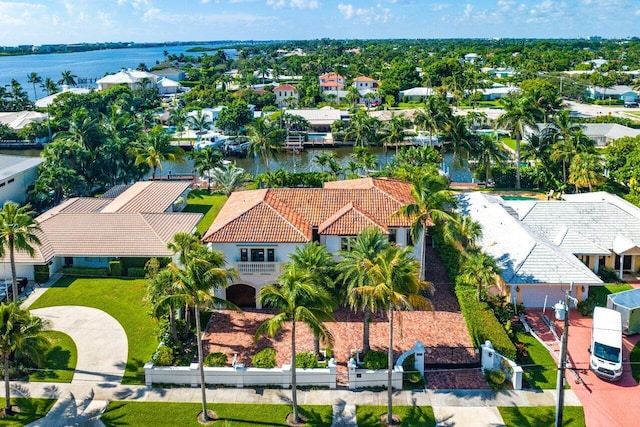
[341,236,356,251]
[389,228,397,244]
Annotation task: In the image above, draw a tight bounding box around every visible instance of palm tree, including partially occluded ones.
[289,242,337,356]
[395,174,456,280]
[59,70,77,87]
[58,109,99,150]
[148,268,180,341]
[475,134,509,184]
[444,215,483,255]
[255,262,335,424]
[166,231,201,266]
[459,252,501,301]
[569,152,606,192]
[161,244,237,422]
[352,246,432,425]
[0,303,48,416]
[134,125,185,180]
[444,115,477,168]
[0,202,41,302]
[247,117,282,173]
[187,111,211,143]
[41,78,59,97]
[26,72,42,101]
[344,110,379,147]
[190,146,223,191]
[496,95,540,189]
[169,108,188,139]
[413,96,450,144]
[383,114,408,157]
[209,164,249,197]
[338,228,390,354]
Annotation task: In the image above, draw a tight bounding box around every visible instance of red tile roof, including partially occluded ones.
[274,84,297,92]
[203,178,418,243]
[353,76,375,82]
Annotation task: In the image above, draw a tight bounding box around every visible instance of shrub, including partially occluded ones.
[127,267,146,278]
[486,368,506,386]
[204,352,228,367]
[34,265,49,284]
[406,371,423,384]
[363,350,388,370]
[401,353,416,371]
[252,348,276,368]
[296,352,319,369]
[62,266,110,277]
[109,260,123,276]
[577,295,597,316]
[597,267,621,283]
[153,345,174,366]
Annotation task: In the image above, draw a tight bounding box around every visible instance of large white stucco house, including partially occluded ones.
[0,154,44,204]
[461,191,640,307]
[0,181,201,282]
[203,178,424,308]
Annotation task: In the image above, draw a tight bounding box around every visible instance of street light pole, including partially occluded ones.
[555,282,575,427]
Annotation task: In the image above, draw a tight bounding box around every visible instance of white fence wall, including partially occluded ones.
[481,341,523,390]
[347,366,403,390]
[145,363,336,389]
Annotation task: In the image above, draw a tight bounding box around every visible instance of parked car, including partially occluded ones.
[624,102,639,108]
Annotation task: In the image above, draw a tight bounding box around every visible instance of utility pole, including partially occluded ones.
[555,282,575,427]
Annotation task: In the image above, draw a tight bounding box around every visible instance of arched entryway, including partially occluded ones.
[226,284,256,308]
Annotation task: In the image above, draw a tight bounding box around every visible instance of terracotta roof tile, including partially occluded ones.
[274,84,297,92]
[204,178,417,243]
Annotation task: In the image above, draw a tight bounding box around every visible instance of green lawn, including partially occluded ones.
[184,190,227,235]
[499,406,585,427]
[500,137,517,151]
[588,284,633,307]
[100,402,333,426]
[29,277,157,385]
[0,398,55,426]
[29,331,77,383]
[356,405,435,427]
[514,325,558,389]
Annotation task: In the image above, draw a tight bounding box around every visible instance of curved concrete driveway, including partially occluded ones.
[30,306,128,385]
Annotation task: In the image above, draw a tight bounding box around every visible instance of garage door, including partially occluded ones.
[522,286,570,308]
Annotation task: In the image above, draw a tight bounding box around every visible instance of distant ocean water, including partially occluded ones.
[0,44,237,100]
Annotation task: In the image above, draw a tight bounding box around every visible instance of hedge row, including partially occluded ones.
[433,226,516,360]
[456,287,517,360]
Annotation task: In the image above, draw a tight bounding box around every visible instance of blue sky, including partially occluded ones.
[1,0,639,45]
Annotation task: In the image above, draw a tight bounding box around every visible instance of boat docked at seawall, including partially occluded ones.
[194,131,229,151]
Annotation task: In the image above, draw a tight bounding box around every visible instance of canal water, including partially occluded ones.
[1,145,473,182]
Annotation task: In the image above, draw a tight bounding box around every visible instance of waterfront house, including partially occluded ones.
[282,107,349,132]
[0,181,201,282]
[151,67,186,82]
[157,77,181,95]
[203,178,424,308]
[96,68,159,91]
[319,72,346,100]
[525,122,640,147]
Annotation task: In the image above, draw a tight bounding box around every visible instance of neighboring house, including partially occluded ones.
[587,85,638,102]
[0,111,48,131]
[398,87,452,102]
[0,155,44,204]
[273,84,299,107]
[352,76,381,106]
[35,87,92,108]
[203,178,423,308]
[319,72,346,99]
[157,77,181,95]
[283,107,349,132]
[96,68,159,91]
[151,67,186,81]
[0,181,202,282]
[459,192,603,308]
[478,83,519,100]
[525,122,640,147]
[352,76,376,91]
[186,107,225,127]
[463,53,481,64]
[482,67,518,79]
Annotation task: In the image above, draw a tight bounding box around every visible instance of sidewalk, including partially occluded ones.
[16,380,580,426]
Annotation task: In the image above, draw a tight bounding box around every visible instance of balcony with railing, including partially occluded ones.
[236,262,279,275]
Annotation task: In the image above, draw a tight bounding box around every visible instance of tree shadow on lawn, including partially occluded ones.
[356,405,436,427]
[30,345,72,381]
[184,204,213,216]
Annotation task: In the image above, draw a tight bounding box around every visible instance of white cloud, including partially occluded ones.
[338,2,391,24]
[266,0,285,7]
[430,3,449,12]
[338,3,354,19]
[289,0,319,9]
[0,2,48,26]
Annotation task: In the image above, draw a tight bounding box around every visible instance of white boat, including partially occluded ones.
[194,132,229,151]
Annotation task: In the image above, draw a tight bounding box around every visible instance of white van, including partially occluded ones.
[590,307,623,381]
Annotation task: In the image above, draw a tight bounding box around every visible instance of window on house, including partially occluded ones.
[7,178,13,184]
[267,249,275,262]
[389,228,397,244]
[405,229,414,246]
[341,236,356,251]
[251,249,265,262]
[240,248,248,262]
[312,227,320,243]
